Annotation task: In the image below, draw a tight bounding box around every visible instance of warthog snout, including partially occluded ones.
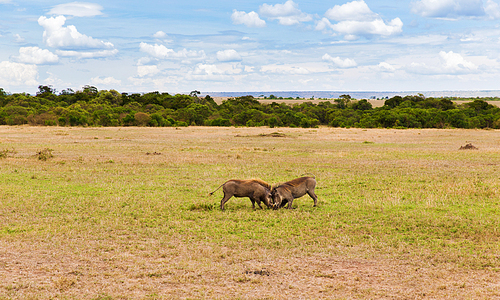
[270,188,282,210]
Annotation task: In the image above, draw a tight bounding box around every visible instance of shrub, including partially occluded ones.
[122,113,135,126]
[58,117,67,126]
[36,148,54,161]
[207,118,231,126]
[0,149,15,159]
[134,112,151,126]
[28,112,58,126]
[149,113,166,127]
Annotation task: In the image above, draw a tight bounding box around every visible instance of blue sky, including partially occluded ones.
[1,0,500,94]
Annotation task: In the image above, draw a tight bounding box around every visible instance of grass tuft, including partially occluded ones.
[0,148,15,159]
[188,202,217,211]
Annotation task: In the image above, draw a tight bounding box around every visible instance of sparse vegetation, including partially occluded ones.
[0,148,14,159]
[35,148,53,160]
[1,126,500,299]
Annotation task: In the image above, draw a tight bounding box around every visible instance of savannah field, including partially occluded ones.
[212,97,500,108]
[1,125,500,299]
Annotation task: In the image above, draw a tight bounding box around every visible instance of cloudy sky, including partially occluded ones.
[1,0,500,94]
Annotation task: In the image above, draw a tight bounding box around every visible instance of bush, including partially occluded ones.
[207,118,231,126]
[0,149,15,159]
[122,113,135,126]
[36,148,53,161]
[134,112,151,126]
[58,117,67,126]
[150,113,166,127]
[28,112,58,126]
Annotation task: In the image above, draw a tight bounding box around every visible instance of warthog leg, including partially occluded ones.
[251,197,264,209]
[250,198,257,209]
[307,190,318,207]
[220,192,233,211]
[280,199,288,208]
[256,200,263,209]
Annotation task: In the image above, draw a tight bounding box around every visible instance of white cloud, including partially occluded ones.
[244,65,255,72]
[319,17,403,39]
[320,1,403,39]
[90,76,121,86]
[38,16,114,50]
[14,47,59,64]
[325,0,377,22]
[139,42,206,61]
[55,49,118,58]
[259,0,313,25]
[153,31,167,38]
[43,72,64,87]
[338,18,403,37]
[485,0,500,19]
[378,62,396,72]
[193,64,222,76]
[217,49,242,62]
[0,61,38,86]
[315,18,333,31]
[322,54,357,68]
[406,51,479,75]
[13,34,25,43]
[192,64,243,76]
[260,64,310,75]
[231,10,266,28]
[439,50,478,72]
[137,65,160,77]
[412,0,486,19]
[49,2,104,17]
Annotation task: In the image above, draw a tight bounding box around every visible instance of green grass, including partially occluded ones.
[1,126,500,298]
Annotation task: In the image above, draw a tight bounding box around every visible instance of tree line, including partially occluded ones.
[1,86,500,129]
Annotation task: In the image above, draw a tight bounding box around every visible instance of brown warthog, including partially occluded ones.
[209,179,272,211]
[271,176,318,209]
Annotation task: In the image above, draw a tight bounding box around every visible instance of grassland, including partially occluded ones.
[1,126,500,299]
[213,96,500,108]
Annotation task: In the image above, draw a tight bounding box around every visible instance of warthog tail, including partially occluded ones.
[209,183,225,196]
[301,173,316,179]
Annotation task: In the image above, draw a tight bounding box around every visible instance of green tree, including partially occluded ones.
[351,99,372,110]
[36,85,57,100]
[384,96,404,108]
[177,103,211,125]
[335,94,351,109]
[82,85,98,96]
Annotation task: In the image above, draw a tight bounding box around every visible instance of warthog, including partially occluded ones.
[209,179,272,211]
[271,176,318,209]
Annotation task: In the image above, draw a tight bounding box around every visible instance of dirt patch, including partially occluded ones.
[2,242,499,299]
[259,132,287,137]
[235,132,288,138]
[459,143,478,150]
[146,151,162,155]
[244,269,271,276]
